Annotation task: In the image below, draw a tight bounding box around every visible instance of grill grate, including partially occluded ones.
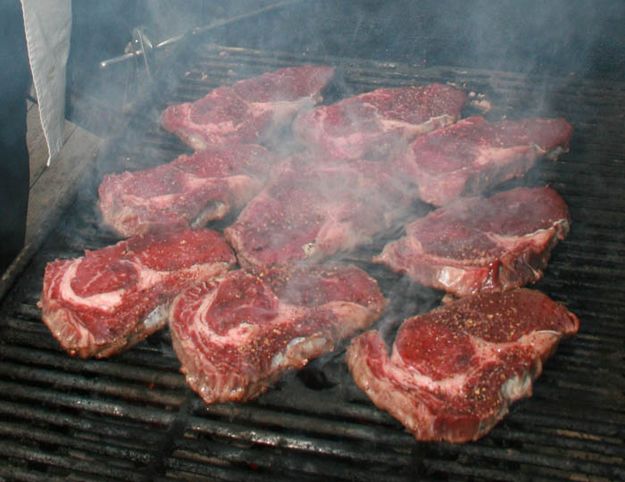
[1,45,625,481]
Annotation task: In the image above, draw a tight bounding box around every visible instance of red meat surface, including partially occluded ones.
[98,145,273,237]
[39,229,235,358]
[161,65,335,150]
[293,83,466,160]
[169,265,386,404]
[375,187,570,297]
[346,288,580,443]
[396,116,573,206]
[225,158,413,271]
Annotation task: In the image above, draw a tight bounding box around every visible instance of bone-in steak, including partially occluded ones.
[292,83,466,160]
[375,186,570,297]
[396,116,573,206]
[346,288,580,443]
[169,265,386,404]
[39,229,235,358]
[98,145,273,237]
[161,65,335,150]
[224,158,413,271]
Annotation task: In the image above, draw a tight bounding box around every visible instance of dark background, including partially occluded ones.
[67,0,625,132]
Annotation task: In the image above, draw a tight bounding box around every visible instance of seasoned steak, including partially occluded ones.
[169,265,386,404]
[98,145,273,237]
[396,116,573,206]
[224,158,413,271]
[375,187,570,297]
[161,65,335,150]
[293,83,466,160]
[346,289,580,443]
[39,229,235,358]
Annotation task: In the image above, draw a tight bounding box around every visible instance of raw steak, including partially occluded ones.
[224,158,413,271]
[396,115,573,206]
[346,288,580,443]
[39,229,235,358]
[98,145,272,237]
[292,83,466,160]
[169,264,386,404]
[161,65,335,150]
[375,186,570,297]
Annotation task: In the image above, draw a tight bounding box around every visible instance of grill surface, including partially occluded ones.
[1,44,625,481]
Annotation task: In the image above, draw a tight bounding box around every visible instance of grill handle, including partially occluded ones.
[99,0,304,70]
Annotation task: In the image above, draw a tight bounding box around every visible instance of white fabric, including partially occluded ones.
[20,0,72,166]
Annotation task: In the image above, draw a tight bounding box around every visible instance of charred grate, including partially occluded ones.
[1,44,624,481]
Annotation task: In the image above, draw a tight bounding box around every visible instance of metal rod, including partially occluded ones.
[99,0,304,69]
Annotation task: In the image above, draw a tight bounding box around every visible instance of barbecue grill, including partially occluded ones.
[1,2,625,480]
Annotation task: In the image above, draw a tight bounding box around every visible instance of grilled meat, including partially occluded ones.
[293,83,466,160]
[346,288,580,443]
[40,229,235,358]
[161,65,335,150]
[225,157,412,271]
[396,116,572,206]
[99,145,273,237]
[169,265,385,404]
[375,186,570,297]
